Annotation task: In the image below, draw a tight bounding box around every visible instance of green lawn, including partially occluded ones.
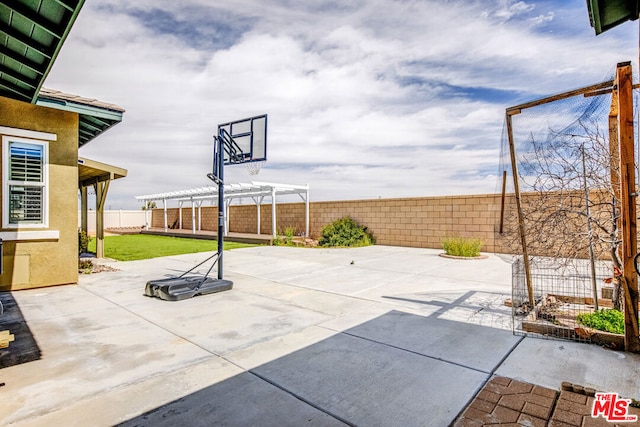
[87,234,257,261]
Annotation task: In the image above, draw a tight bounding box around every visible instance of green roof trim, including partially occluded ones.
[0,0,85,102]
[36,88,125,147]
[586,0,639,35]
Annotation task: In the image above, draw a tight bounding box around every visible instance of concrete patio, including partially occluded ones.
[1,245,639,426]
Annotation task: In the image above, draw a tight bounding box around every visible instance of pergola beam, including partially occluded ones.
[136,182,310,238]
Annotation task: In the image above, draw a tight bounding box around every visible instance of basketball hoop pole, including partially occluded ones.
[217,130,225,280]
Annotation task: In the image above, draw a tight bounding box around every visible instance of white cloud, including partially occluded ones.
[43,0,638,209]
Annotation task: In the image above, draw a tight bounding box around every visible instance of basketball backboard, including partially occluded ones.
[217,114,267,165]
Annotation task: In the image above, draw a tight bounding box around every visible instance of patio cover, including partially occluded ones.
[78,157,127,258]
[136,182,310,238]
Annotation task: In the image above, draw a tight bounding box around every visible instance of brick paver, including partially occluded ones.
[453,376,640,427]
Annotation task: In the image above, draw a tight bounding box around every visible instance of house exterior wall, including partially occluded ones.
[0,96,79,290]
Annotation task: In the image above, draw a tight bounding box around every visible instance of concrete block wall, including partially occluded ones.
[151,193,511,252]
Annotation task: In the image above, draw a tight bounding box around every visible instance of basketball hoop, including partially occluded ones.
[245,160,265,175]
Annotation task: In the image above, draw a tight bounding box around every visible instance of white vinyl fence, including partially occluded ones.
[78,210,147,233]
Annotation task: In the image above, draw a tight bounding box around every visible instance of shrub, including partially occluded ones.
[441,236,483,257]
[78,230,90,255]
[273,226,297,246]
[576,309,624,334]
[319,217,375,247]
[78,259,93,274]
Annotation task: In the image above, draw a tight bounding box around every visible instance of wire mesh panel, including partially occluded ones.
[497,75,639,347]
[512,257,613,343]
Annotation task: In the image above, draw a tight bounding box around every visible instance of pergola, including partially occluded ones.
[136,182,310,238]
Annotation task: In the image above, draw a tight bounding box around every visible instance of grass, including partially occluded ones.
[441,236,483,257]
[87,234,257,261]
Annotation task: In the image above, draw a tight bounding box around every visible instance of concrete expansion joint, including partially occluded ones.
[339,329,492,376]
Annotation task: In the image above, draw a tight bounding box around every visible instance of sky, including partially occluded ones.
[43,0,639,209]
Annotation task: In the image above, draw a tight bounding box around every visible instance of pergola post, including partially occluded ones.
[178,201,183,230]
[305,186,309,238]
[257,197,262,234]
[191,198,196,234]
[271,187,277,238]
[252,196,263,235]
[163,199,168,232]
[225,199,232,236]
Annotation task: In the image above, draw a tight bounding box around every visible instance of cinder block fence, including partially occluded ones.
[151,193,513,253]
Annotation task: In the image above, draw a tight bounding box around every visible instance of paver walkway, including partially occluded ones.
[454,376,640,427]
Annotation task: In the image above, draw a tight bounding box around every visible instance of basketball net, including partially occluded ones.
[245,160,265,176]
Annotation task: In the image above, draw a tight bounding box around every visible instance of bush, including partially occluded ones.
[319,217,375,247]
[78,259,93,274]
[273,226,297,246]
[576,309,624,334]
[442,236,483,257]
[78,230,90,255]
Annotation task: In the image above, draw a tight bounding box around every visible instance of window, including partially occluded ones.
[3,135,49,228]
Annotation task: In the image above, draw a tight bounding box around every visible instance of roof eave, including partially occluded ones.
[28,0,86,103]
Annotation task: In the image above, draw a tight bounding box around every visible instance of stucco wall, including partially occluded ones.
[0,96,79,290]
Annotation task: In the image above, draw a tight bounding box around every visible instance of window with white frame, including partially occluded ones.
[2,135,49,228]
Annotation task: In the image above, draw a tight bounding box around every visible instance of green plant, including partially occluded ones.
[441,236,483,257]
[283,226,296,245]
[273,226,298,246]
[78,230,90,255]
[576,309,624,335]
[78,259,93,274]
[319,217,375,247]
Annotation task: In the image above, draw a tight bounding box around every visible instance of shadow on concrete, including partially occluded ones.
[117,310,520,427]
[0,292,41,368]
[382,290,509,318]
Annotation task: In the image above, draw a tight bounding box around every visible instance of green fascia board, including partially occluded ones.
[29,0,86,102]
[587,0,639,35]
[35,96,123,122]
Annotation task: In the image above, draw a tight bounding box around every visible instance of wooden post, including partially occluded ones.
[506,112,535,307]
[80,186,88,236]
[94,180,110,259]
[616,61,640,353]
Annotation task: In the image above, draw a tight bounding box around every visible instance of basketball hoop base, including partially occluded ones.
[144,276,233,301]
